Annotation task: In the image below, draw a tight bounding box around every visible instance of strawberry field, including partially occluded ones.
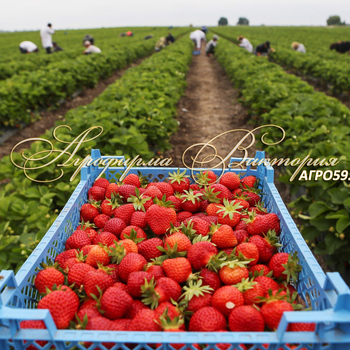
[0,24,350,349]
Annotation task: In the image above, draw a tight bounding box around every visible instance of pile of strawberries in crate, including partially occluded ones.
[23,169,315,342]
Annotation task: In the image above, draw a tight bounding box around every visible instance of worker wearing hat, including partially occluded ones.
[292,42,306,53]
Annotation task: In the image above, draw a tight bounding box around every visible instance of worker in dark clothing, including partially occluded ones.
[52,42,63,52]
[255,41,275,56]
[144,35,153,40]
[83,35,94,45]
[330,41,350,54]
[166,33,175,44]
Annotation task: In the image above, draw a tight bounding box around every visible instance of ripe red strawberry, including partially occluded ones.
[245,214,270,236]
[125,300,148,319]
[145,264,165,280]
[85,316,115,331]
[235,219,248,231]
[180,190,203,213]
[235,278,265,305]
[187,293,213,312]
[264,213,281,234]
[93,232,117,246]
[219,261,249,285]
[93,214,110,229]
[211,224,238,249]
[138,238,164,261]
[189,307,227,332]
[146,202,177,235]
[113,282,129,293]
[212,286,244,317]
[128,309,162,331]
[118,184,137,202]
[164,232,191,252]
[232,198,249,210]
[241,175,257,189]
[86,245,110,267]
[67,262,95,287]
[34,266,65,294]
[154,301,181,323]
[113,204,135,226]
[88,186,106,202]
[200,268,222,291]
[249,233,277,263]
[100,287,133,320]
[123,174,141,187]
[187,241,218,271]
[80,203,100,222]
[127,271,153,297]
[162,257,192,283]
[217,199,242,227]
[142,277,182,308]
[118,253,147,282]
[103,217,127,237]
[206,203,223,216]
[168,169,191,193]
[249,264,271,277]
[185,217,210,236]
[167,195,182,212]
[93,178,110,189]
[100,198,117,217]
[177,211,193,223]
[261,299,294,330]
[210,184,233,203]
[65,230,91,250]
[254,276,280,295]
[269,252,301,282]
[196,171,217,186]
[130,211,147,228]
[242,190,261,207]
[105,183,119,199]
[37,288,79,329]
[120,226,147,242]
[106,263,119,283]
[233,229,249,245]
[235,242,259,266]
[154,182,174,198]
[228,305,265,332]
[144,185,163,201]
[55,249,78,268]
[288,322,316,332]
[83,269,114,297]
[219,172,240,191]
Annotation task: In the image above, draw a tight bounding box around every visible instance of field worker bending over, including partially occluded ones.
[83,41,101,54]
[330,41,350,54]
[206,35,219,56]
[19,41,39,54]
[237,36,253,53]
[190,29,206,51]
[255,41,275,56]
[83,34,94,45]
[40,23,55,54]
[291,42,306,53]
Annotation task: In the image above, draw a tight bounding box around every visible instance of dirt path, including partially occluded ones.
[0,58,144,161]
[166,46,255,169]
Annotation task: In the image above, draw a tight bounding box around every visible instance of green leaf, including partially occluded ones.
[336,215,350,233]
[308,201,331,219]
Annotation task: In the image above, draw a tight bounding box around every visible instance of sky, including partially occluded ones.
[1,0,349,31]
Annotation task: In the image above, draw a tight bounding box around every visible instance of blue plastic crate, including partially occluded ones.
[0,149,349,350]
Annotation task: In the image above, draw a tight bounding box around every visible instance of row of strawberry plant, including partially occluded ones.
[0,27,189,128]
[0,40,155,128]
[0,35,193,272]
[212,27,350,95]
[0,28,170,81]
[214,37,350,274]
